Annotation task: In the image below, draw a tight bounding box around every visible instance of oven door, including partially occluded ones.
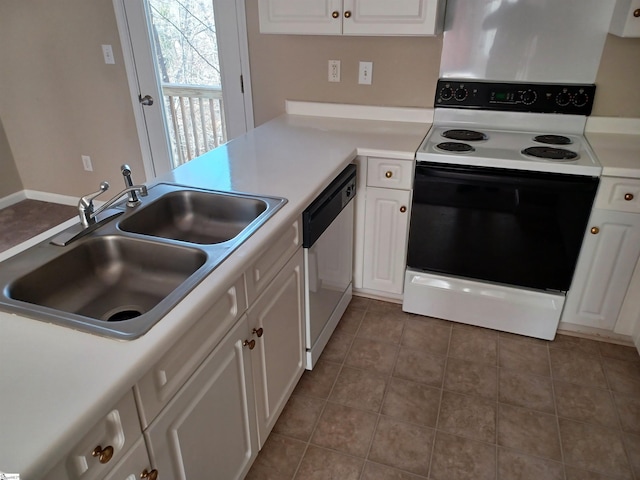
[407,163,599,292]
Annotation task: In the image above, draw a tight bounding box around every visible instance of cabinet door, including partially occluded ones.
[145,315,258,480]
[362,187,411,295]
[258,0,342,34]
[562,209,640,330]
[248,248,305,448]
[343,0,443,35]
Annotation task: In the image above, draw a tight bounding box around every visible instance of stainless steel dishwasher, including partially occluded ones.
[303,164,357,369]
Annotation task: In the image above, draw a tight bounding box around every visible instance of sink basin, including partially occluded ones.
[4,236,207,338]
[0,183,286,339]
[119,188,269,244]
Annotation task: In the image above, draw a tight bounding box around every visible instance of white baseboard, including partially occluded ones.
[0,190,79,208]
[24,190,79,206]
[0,191,27,209]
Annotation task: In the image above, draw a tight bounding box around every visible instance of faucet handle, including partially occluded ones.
[80,182,109,208]
[78,182,109,227]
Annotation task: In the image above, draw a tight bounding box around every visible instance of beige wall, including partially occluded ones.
[0,0,143,199]
[246,2,442,126]
[0,2,638,200]
[592,34,640,117]
[246,0,640,125]
[0,116,23,198]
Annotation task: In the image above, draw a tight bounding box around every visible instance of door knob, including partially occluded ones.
[139,94,154,106]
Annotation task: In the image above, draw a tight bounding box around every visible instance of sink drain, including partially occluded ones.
[103,306,143,322]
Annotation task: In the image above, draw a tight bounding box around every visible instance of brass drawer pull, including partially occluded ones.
[92,445,114,464]
[400,206,407,213]
[590,226,600,234]
[624,193,634,201]
[252,327,264,337]
[385,171,393,178]
[634,8,640,17]
[141,468,159,480]
[332,10,339,18]
[243,339,256,349]
[344,10,352,18]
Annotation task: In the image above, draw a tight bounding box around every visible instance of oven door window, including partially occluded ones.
[407,164,599,292]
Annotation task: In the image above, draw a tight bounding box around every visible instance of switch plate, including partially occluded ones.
[82,155,93,172]
[101,44,115,64]
[328,60,340,82]
[358,61,373,85]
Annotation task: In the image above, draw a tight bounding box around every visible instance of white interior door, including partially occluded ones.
[113,0,253,179]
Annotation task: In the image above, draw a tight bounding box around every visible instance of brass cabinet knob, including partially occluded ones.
[332,10,339,18]
[385,171,393,178]
[92,445,114,464]
[624,193,634,201]
[243,339,256,350]
[252,327,264,337]
[141,468,159,480]
[634,8,640,17]
[400,206,407,213]
[344,10,352,18]
[591,226,600,234]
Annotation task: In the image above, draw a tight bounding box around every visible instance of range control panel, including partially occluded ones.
[435,80,596,115]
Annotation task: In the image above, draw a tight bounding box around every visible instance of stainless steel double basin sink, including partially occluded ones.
[0,183,286,339]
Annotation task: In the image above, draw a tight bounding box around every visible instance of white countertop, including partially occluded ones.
[586,117,640,179]
[0,104,431,477]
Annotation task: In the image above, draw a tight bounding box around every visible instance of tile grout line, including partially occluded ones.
[547,339,568,480]
[426,322,453,480]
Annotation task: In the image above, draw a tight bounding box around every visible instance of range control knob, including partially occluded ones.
[556,90,572,107]
[440,85,453,101]
[521,89,537,105]
[573,90,589,107]
[454,87,468,102]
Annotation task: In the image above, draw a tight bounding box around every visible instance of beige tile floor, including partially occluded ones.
[247,297,640,480]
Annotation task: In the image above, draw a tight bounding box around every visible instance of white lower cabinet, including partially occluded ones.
[362,186,412,295]
[249,247,305,448]
[562,209,640,331]
[144,314,258,480]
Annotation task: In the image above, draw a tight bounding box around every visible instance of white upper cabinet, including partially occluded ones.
[610,0,640,37]
[258,0,445,36]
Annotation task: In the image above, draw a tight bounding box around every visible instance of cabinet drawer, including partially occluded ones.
[595,177,640,213]
[44,390,140,480]
[245,218,301,304]
[366,157,413,190]
[135,277,247,428]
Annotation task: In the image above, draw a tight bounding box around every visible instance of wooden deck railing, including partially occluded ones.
[161,83,226,167]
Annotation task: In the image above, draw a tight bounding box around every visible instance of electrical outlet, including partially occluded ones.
[358,61,373,85]
[82,155,93,172]
[328,60,341,82]
[101,44,115,65]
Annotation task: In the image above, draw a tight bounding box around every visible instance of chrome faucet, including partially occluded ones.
[78,180,148,228]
